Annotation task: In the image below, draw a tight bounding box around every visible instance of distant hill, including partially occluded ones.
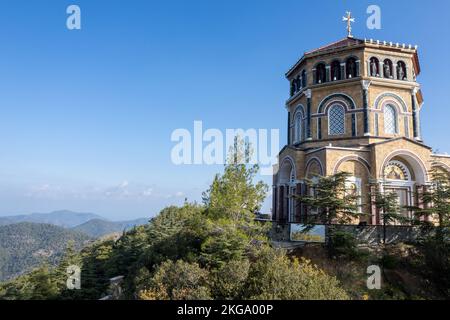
[71,218,149,237]
[0,210,103,228]
[0,222,92,281]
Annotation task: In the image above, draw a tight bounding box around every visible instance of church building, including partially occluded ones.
[272,17,450,225]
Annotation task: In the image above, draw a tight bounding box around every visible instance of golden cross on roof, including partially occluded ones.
[342,11,355,38]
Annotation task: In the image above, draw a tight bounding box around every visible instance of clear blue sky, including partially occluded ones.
[0,0,449,220]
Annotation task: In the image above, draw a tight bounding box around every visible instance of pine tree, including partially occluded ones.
[202,135,268,222]
[295,172,362,228]
[409,167,450,240]
[370,186,405,243]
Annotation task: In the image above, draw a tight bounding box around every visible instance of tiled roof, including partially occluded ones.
[305,37,364,55]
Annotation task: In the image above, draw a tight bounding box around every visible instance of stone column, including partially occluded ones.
[362,80,371,136]
[306,89,312,140]
[411,87,421,140]
[312,68,316,84]
[325,66,331,82]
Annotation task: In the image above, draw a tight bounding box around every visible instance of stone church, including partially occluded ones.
[272,34,450,225]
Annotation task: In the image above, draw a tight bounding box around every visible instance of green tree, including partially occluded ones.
[202,136,268,222]
[409,167,450,240]
[370,186,407,243]
[296,172,362,227]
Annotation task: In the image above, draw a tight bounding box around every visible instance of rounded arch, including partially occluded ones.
[333,155,371,175]
[383,59,394,78]
[431,161,450,175]
[314,62,327,84]
[317,93,356,114]
[293,107,305,143]
[380,150,429,184]
[396,60,407,80]
[330,60,342,81]
[345,56,358,79]
[278,156,297,184]
[383,103,399,134]
[373,92,408,113]
[301,69,307,87]
[293,104,306,118]
[369,56,380,76]
[305,157,324,178]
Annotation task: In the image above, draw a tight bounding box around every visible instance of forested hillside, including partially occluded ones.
[71,218,149,237]
[0,223,91,281]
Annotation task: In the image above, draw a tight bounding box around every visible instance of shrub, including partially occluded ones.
[138,260,212,300]
[244,246,349,300]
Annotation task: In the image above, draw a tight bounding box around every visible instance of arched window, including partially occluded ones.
[294,111,304,143]
[397,61,407,80]
[384,104,398,134]
[301,70,307,87]
[315,63,326,84]
[328,104,345,135]
[331,60,341,81]
[369,57,380,77]
[296,75,301,91]
[383,59,393,78]
[346,57,357,79]
[290,80,295,96]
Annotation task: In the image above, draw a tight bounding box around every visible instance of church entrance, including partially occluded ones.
[384,187,411,222]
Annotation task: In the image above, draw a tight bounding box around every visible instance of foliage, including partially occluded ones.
[295,172,362,227]
[202,136,268,222]
[409,167,450,240]
[0,142,351,301]
[418,237,450,297]
[0,222,91,282]
[244,246,349,300]
[327,230,369,261]
[138,260,211,300]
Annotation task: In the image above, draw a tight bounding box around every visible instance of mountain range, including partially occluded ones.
[0,210,149,237]
[0,210,150,282]
[0,222,91,281]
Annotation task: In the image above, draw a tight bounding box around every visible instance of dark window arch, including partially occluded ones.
[290,80,295,96]
[296,75,301,91]
[301,70,307,87]
[383,59,393,78]
[346,57,357,78]
[397,61,407,80]
[331,60,341,81]
[370,57,380,77]
[315,63,326,84]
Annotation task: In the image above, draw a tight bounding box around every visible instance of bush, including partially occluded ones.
[328,231,368,261]
[210,259,250,299]
[138,260,212,300]
[421,237,450,297]
[244,246,349,300]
